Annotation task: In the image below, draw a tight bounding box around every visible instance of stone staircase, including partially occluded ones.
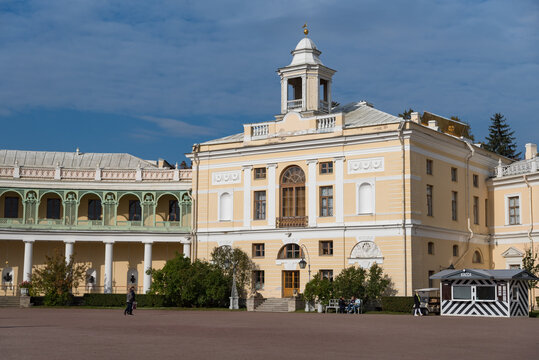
[253,298,290,312]
[0,296,20,307]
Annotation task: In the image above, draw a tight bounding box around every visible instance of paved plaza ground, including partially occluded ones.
[0,308,537,359]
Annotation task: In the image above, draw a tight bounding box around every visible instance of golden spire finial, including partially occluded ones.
[302,23,309,36]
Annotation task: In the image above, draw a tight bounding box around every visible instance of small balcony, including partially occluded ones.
[277,216,308,228]
[287,99,303,111]
[319,100,330,113]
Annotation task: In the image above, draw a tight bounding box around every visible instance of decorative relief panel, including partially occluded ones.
[212,170,241,185]
[347,157,384,174]
[348,239,384,268]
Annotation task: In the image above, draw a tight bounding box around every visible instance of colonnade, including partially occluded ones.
[20,240,191,293]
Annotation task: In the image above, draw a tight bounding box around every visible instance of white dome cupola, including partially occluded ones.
[277,25,336,116]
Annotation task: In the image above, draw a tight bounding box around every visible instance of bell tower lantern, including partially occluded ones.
[277,28,336,116]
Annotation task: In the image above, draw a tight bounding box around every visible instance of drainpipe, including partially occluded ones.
[523,174,535,308]
[397,120,407,295]
[191,144,201,261]
[455,142,475,268]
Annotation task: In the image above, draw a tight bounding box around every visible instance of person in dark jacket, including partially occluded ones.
[413,291,423,316]
[124,286,136,316]
[338,297,346,314]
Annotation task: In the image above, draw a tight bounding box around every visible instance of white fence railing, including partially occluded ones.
[287,99,303,110]
[494,158,538,178]
[252,124,269,137]
[316,116,336,132]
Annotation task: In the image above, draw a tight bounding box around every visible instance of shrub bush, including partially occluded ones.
[381,296,414,312]
[81,294,168,307]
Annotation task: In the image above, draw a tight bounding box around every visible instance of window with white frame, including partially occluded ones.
[219,192,233,221]
[358,182,374,214]
[508,196,520,225]
[452,286,471,300]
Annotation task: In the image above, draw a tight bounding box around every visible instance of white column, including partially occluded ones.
[301,75,307,111]
[307,160,318,227]
[183,243,191,259]
[267,163,277,228]
[243,165,253,228]
[104,242,114,294]
[143,242,153,293]
[281,78,288,114]
[327,80,332,114]
[335,157,345,224]
[64,241,74,264]
[23,240,34,282]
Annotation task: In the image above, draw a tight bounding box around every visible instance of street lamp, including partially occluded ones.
[298,244,313,312]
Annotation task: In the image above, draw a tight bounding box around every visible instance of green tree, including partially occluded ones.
[211,246,255,297]
[484,113,521,159]
[148,252,230,307]
[332,266,367,299]
[364,264,393,306]
[31,249,87,306]
[398,108,414,120]
[522,249,539,310]
[303,273,333,305]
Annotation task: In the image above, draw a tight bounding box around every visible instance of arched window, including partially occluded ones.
[472,250,482,263]
[428,242,434,255]
[453,245,459,257]
[358,183,373,214]
[219,192,232,221]
[278,244,302,259]
[280,166,306,218]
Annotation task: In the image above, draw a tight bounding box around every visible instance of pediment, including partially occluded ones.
[501,247,524,258]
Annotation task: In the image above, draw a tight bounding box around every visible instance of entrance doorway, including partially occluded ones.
[282,270,300,297]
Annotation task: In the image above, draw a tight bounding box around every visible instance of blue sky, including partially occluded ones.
[1,0,538,164]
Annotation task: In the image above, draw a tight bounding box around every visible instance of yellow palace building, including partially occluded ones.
[1,33,537,302]
[187,34,539,299]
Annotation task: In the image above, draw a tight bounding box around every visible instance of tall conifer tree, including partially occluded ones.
[484,113,521,159]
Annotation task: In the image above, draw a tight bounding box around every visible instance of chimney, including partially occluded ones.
[525,143,537,160]
[428,120,439,132]
[410,112,421,124]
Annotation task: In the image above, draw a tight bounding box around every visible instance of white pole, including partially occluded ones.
[23,240,34,282]
[183,243,191,259]
[104,242,114,294]
[143,242,153,293]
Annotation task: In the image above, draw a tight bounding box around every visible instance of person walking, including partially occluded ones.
[413,290,423,316]
[124,286,136,316]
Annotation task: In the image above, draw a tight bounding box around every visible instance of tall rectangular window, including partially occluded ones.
[320,161,333,174]
[428,270,435,288]
[129,200,141,221]
[253,270,265,290]
[473,174,479,187]
[319,186,333,217]
[473,196,479,225]
[319,240,333,256]
[169,200,179,221]
[88,199,102,221]
[451,167,458,182]
[320,270,333,281]
[46,198,61,219]
[4,197,19,218]
[426,159,433,175]
[426,185,433,216]
[254,191,266,220]
[451,191,458,221]
[252,243,265,258]
[508,196,520,225]
[254,167,266,179]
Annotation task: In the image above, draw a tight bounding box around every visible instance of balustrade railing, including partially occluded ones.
[287,99,303,110]
[0,218,23,225]
[251,124,269,138]
[494,158,538,178]
[116,220,142,227]
[37,219,63,225]
[77,220,104,226]
[277,216,308,228]
[316,116,336,132]
[155,221,181,227]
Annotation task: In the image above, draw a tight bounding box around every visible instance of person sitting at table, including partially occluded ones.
[338,297,347,313]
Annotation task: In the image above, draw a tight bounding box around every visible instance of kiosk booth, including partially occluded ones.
[429,269,538,317]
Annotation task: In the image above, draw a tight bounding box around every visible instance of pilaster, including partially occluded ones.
[306,159,318,227]
[243,165,253,228]
[334,157,345,224]
[267,163,278,228]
